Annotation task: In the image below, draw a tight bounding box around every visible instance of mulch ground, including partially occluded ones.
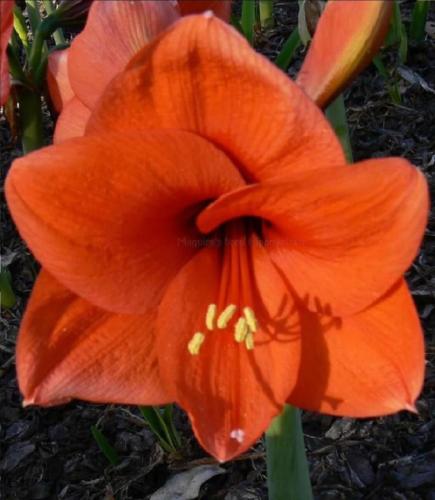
[1,2,435,499]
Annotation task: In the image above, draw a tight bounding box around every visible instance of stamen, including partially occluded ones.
[205,303,217,330]
[217,304,237,329]
[187,332,205,356]
[234,317,248,343]
[245,332,255,350]
[243,307,258,332]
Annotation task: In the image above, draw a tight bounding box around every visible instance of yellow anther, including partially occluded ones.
[217,304,237,329]
[245,331,255,350]
[187,332,205,356]
[243,307,258,332]
[234,317,248,343]
[205,303,217,330]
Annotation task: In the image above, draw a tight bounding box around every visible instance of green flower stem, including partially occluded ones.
[26,0,42,33]
[17,87,44,154]
[42,0,66,45]
[325,94,353,163]
[259,0,274,28]
[266,404,313,500]
[28,16,58,85]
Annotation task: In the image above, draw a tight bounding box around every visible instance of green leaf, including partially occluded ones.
[259,0,274,29]
[275,28,301,70]
[139,405,180,453]
[410,0,430,43]
[241,0,256,45]
[325,95,353,163]
[0,270,16,309]
[266,405,313,500]
[91,426,119,465]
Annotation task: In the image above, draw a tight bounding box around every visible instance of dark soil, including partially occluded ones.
[1,2,435,499]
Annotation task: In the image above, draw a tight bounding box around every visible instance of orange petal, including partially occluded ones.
[157,237,302,462]
[297,0,393,108]
[0,1,14,105]
[68,0,179,109]
[179,0,231,21]
[47,49,74,113]
[87,15,345,182]
[18,270,172,407]
[6,130,243,314]
[198,159,428,316]
[288,280,425,416]
[53,96,91,143]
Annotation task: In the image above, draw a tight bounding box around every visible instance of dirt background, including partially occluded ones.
[1,1,435,499]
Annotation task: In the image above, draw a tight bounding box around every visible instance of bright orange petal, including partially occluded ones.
[157,237,301,462]
[6,130,243,314]
[47,49,74,113]
[53,97,91,143]
[179,0,231,21]
[87,15,345,182]
[0,1,14,105]
[288,280,425,416]
[68,0,179,109]
[297,0,393,108]
[18,271,172,407]
[198,159,428,316]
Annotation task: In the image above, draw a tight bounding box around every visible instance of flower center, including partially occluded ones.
[187,220,260,356]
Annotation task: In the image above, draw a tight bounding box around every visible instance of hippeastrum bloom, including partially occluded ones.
[47,0,230,142]
[47,0,389,143]
[0,0,14,106]
[6,14,428,462]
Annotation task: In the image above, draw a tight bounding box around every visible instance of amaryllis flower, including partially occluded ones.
[7,11,428,461]
[47,0,230,142]
[0,0,14,106]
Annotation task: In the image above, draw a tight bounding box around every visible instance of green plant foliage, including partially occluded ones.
[410,0,431,43]
[275,28,301,70]
[139,404,182,454]
[91,426,120,465]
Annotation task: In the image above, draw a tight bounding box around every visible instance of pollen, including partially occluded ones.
[245,331,255,350]
[205,303,217,330]
[243,307,258,333]
[187,332,205,356]
[217,304,237,329]
[234,317,248,343]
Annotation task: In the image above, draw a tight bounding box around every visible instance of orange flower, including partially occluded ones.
[47,0,391,144]
[0,0,14,106]
[47,0,230,142]
[6,13,429,462]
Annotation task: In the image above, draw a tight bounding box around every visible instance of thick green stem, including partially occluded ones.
[266,405,313,500]
[325,94,353,163]
[26,0,42,33]
[259,0,274,28]
[17,87,45,153]
[42,0,66,45]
